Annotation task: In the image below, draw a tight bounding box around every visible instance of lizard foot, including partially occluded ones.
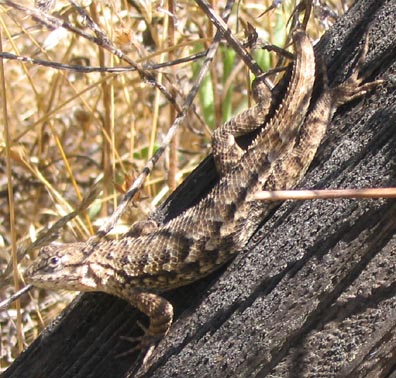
[116,320,163,357]
[115,320,164,377]
[333,33,384,107]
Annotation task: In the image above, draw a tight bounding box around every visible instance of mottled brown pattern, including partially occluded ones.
[25,30,381,347]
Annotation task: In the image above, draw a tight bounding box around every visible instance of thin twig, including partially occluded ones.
[254,188,396,201]
[0,50,208,73]
[0,285,33,310]
[194,0,271,87]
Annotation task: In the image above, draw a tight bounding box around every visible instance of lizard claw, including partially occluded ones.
[116,332,158,377]
[115,320,162,358]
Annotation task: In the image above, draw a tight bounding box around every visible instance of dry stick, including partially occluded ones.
[0,21,268,75]
[195,0,269,85]
[0,285,33,310]
[254,188,396,201]
[0,50,209,73]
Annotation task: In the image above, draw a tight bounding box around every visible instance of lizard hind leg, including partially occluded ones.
[212,76,273,175]
[212,30,312,176]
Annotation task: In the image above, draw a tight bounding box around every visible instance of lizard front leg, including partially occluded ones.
[130,291,174,340]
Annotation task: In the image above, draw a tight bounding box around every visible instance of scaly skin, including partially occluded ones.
[25,30,381,343]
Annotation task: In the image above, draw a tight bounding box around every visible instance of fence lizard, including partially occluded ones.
[25,30,381,351]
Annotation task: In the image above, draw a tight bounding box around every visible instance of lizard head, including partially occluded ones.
[25,243,97,291]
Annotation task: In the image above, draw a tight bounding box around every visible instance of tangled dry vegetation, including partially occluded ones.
[0,0,350,371]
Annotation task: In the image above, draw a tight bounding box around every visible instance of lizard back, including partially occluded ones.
[27,31,317,296]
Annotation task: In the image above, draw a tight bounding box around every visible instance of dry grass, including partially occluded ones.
[0,0,351,371]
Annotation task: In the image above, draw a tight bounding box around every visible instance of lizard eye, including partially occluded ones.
[48,256,61,269]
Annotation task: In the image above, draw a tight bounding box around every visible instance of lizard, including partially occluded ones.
[25,29,381,350]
